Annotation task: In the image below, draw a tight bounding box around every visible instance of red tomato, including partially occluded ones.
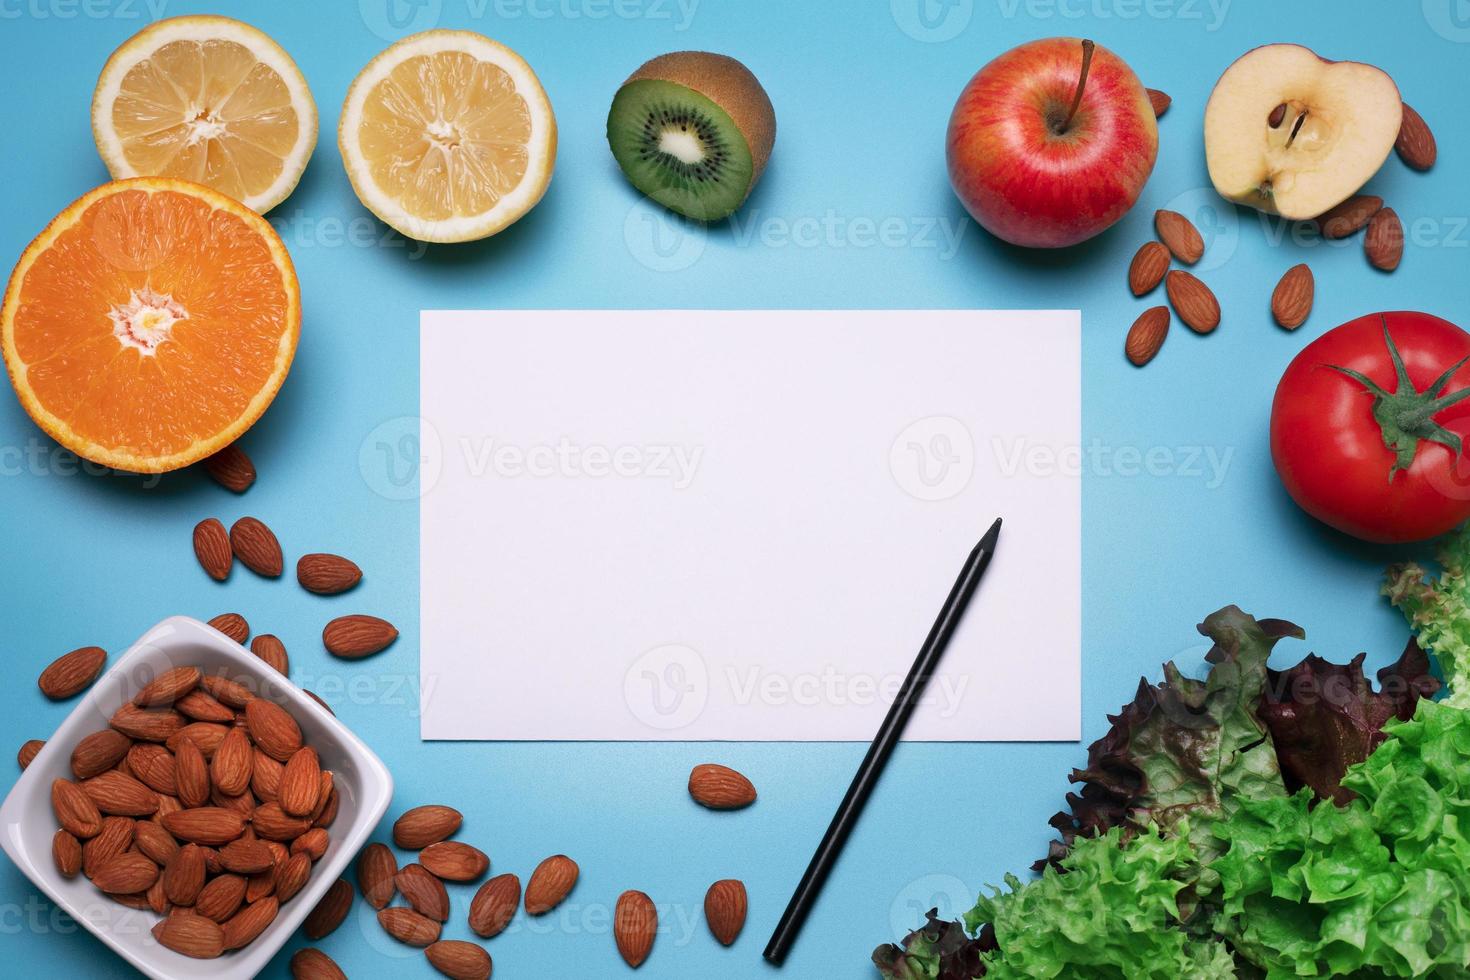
[1271,311,1470,543]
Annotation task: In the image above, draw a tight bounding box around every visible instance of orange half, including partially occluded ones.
[1,178,299,473]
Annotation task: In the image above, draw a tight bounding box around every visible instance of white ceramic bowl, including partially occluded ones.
[0,616,393,979]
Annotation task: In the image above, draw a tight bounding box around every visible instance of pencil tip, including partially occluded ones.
[978,517,1002,551]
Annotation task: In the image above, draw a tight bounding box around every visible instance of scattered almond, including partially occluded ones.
[1365,207,1404,271]
[469,873,520,938]
[53,829,82,878]
[705,879,747,946]
[688,763,758,810]
[19,739,44,770]
[323,614,399,659]
[1395,102,1436,171]
[157,912,226,959]
[358,841,399,909]
[71,729,132,779]
[230,517,284,577]
[1271,264,1314,330]
[38,646,106,699]
[525,854,579,915]
[426,940,493,980]
[207,613,251,645]
[1146,88,1170,118]
[1124,306,1169,367]
[379,906,442,947]
[1165,270,1221,334]
[1154,209,1204,264]
[394,805,463,849]
[420,841,489,882]
[250,634,290,675]
[1127,241,1169,297]
[203,443,256,493]
[291,948,348,980]
[615,890,657,968]
[297,553,363,595]
[1315,194,1382,239]
[193,518,233,582]
[398,862,452,921]
[304,878,354,939]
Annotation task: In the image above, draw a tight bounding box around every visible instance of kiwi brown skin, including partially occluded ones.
[622,51,776,209]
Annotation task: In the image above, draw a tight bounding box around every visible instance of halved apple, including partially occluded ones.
[1204,44,1401,220]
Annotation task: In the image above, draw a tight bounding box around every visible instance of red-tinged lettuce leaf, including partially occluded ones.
[1037,607,1300,872]
[1259,639,1438,805]
[873,909,994,980]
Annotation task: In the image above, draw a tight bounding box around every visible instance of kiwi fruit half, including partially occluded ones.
[607,51,776,221]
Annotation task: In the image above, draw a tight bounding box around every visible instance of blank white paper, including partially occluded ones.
[420,310,1080,741]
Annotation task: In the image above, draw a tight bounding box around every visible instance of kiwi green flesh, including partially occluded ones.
[608,78,754,221]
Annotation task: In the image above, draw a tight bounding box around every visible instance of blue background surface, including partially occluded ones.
[2,0,1467,976]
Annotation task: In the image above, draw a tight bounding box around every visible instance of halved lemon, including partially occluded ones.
[1,178,300,473]
[339,30,557,243]
[92,15,318,215]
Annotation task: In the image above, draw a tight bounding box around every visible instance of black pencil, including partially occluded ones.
[763,517,1003,966]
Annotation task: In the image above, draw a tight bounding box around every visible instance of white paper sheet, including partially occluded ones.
[420,310,1080,741]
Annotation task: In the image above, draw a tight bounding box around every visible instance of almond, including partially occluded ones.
[293,827,331,862]
[253,802,313,841]
[313,779,340,828]
[279,747,322,817]
[175,689,235,724]
[52,778,103,838]
[163,843,207,905]
[230,517,283,577]
[524,854,578,914]
[379,906,442,947]
[297,553,363,595]
[426,940,493,980]
[420,841,489,882]
[1270,263,1314,330]
[397,863,451,921]
[203,443,256,493]
[246,865,277,903]
[37,646,106,699]
[219,838,276,875]
[251,748,284,803]
[1395,102,1436,171]
[393,805,463,849]
[53,829,82,878]
[704,879,747,946]
[323,614,399,659]
[199,673,255,709]
[245,699,303,762]
[222,896,279,950]
[1315,194,1382,239]
[134,819,180,865]
[1154,209,1204,264]
[19,738,45,770]
[155,792,183,823]
[614,890,657,968]
[147,875,171,915]
[82,816,135,878]
[1146,88,1170,118]
[688,763,757,810]
[468,873,520,938]
[1164,270,1221,334]
[1127,241,1169,297]
[157,911,225,959]
[305,690,335,716]
[134,665,201,707]
[127,743,178,796]
[168,721,230,756]
[196,873,247,921]
[111,704,185,742]
[84,768,159,817]
[1366,207,1404,271]
[207,612,250,645]
[250,634,290,675]
[290,948,348,980]
[92,851,159,894]
[193,518,233,582]
[358,842,399,909]
[174,735,211,808]
[71,729,132,779]
[1124,306,1169,367]
[211,727,254,797]
[304,878,353,939]
[163,807,246,846]
[274,851,312,903]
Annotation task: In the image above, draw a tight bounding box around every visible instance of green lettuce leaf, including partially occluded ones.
[1213,699,1470,977]
[1385,527,1470,706]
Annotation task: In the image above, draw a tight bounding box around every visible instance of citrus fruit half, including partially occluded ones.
[1,178,300,474]
[339,30,556,243]
[92,15,318,215]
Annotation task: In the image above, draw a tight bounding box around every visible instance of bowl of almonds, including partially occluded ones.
[0,615,393,980]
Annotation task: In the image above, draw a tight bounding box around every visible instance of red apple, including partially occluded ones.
[947,37,1158,248]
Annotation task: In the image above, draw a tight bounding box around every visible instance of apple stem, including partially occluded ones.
[1059,39,1096,134]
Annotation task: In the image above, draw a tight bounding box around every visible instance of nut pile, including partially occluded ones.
[46,664,338,960]
[1123,208,1222,366]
